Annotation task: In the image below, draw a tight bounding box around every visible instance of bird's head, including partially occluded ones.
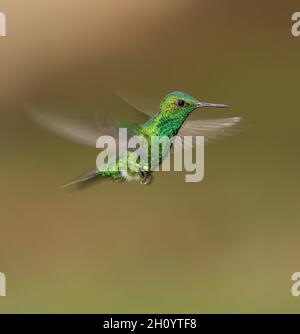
[159,91,228,117]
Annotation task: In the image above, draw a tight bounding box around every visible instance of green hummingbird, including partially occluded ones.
[30,91,241,187]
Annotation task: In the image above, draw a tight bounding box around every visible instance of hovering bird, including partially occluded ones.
[29,91,241,186]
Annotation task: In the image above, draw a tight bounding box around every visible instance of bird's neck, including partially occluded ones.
[141,111,190,138]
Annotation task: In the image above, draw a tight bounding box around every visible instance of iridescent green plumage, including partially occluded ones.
[140,92,197,137]
[93,92,218,184]
[29,90,239,187]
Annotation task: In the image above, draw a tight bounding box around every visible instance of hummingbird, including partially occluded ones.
[29,91,241,187]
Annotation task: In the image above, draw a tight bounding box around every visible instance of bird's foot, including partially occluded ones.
[139,171,153,185]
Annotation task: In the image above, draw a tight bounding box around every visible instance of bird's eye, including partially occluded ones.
[175,99,188,108]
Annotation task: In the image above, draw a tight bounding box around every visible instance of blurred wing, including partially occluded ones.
[28,107,125,148]
[111,89,242,147]
[112,87,157,117]
[173,117,242,150]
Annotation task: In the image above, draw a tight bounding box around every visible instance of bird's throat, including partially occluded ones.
[141,111,190,138]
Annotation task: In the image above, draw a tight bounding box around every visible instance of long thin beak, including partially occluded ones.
[196,102,228,108]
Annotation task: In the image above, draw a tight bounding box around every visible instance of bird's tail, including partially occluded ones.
[62,169,101,189]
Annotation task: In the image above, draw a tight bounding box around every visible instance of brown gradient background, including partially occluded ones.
[0,0,300,313]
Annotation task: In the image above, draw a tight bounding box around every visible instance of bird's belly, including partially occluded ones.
[120,169,140,181]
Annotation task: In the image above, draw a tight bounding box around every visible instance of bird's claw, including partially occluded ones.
[139,171,153,185]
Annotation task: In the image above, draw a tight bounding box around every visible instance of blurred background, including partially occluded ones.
[0,0,300,313]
